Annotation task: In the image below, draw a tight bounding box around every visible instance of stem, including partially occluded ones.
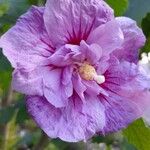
[0,85,13,150]
[1,85,13,106]
[33,131,50,150]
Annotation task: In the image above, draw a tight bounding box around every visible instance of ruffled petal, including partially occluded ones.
[62,66,73,85]
[12,67,43,96]
[106,61,150,111]
[26,95,105,142]
[44,0,114,47]
[0,6,52,69]
[87,20,124,56]
[72,74,86,102]
[62,67,73,98]
[114,17,146,63]
[101,61,150,132]
[43,67,73,108]
[101,93,141,133]
[80,40,102,65]
[82,80,108,97]
[48,44,81,67]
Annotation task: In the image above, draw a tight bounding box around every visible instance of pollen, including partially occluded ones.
[79,62,105,84]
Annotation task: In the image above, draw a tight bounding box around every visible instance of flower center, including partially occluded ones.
[79,62,105,84]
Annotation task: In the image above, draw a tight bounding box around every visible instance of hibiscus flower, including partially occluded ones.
[0,0,150,142]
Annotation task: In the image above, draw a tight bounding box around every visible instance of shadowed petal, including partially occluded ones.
[43,68,73,108]
[72,74,86,102]
[44,0,114,47]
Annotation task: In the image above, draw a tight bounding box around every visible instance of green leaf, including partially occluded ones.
[121,138,137,150]
[0,0,31,29]
[0,50,12,72]
[141,13,150,53]
[15,99,29,124]
[142,13,150,38]
[0,50,12,91]
[106,0,128,16]
[0,3,9,17]
[0,106,16,124]
[141,37,150,53]
[126,0,150,24]
[0,71,11,92]
[27,0,45,5]
[92,135,114,145]
[27,0,38,5]
[123,119,150,150]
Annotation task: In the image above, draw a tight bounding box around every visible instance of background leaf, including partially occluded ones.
[106,0,128,16]
[0,2,9,17]
[15,99,29,124]
[0,51,12,92]
[141,13,150,53]
[0,105,16,124]
[125,0,150,24]
[123,119,150,150]
[142,13,150,38]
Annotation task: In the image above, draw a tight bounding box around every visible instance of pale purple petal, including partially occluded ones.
[62,67,73,98]
[114,17,146,63]
[96,56,110,74]
[43,68,72,108]
[72,74,86,102]
[101,61,150,132]
[101,94,141,133]
[106,61,150,111]
[48,44,81,67]
[26,95,105,142]
[43,0,114,47]
[87,20,124,56]
[62,66,73,85]
[12,67,43,96]
[0,6,52,69]
[80,40,102,64]
[82,80,108,97]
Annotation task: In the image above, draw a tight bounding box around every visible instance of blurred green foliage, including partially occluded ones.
[123,119,150,150]
[0,0,150,150]
[125,0,150,24]
[141,13,150,53]
[106,0,128,16]
[0,3,9,17]
[142,13,150,38]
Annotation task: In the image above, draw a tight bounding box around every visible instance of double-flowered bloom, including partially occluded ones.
[0,0,150,142]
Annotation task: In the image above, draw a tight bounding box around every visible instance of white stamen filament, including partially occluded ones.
[93,74,105,84]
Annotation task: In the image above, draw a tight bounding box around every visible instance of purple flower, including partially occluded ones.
[0,0,150,142]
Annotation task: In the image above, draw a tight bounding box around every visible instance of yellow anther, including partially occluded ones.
[79,62,105,84]
[79,63,96,80]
